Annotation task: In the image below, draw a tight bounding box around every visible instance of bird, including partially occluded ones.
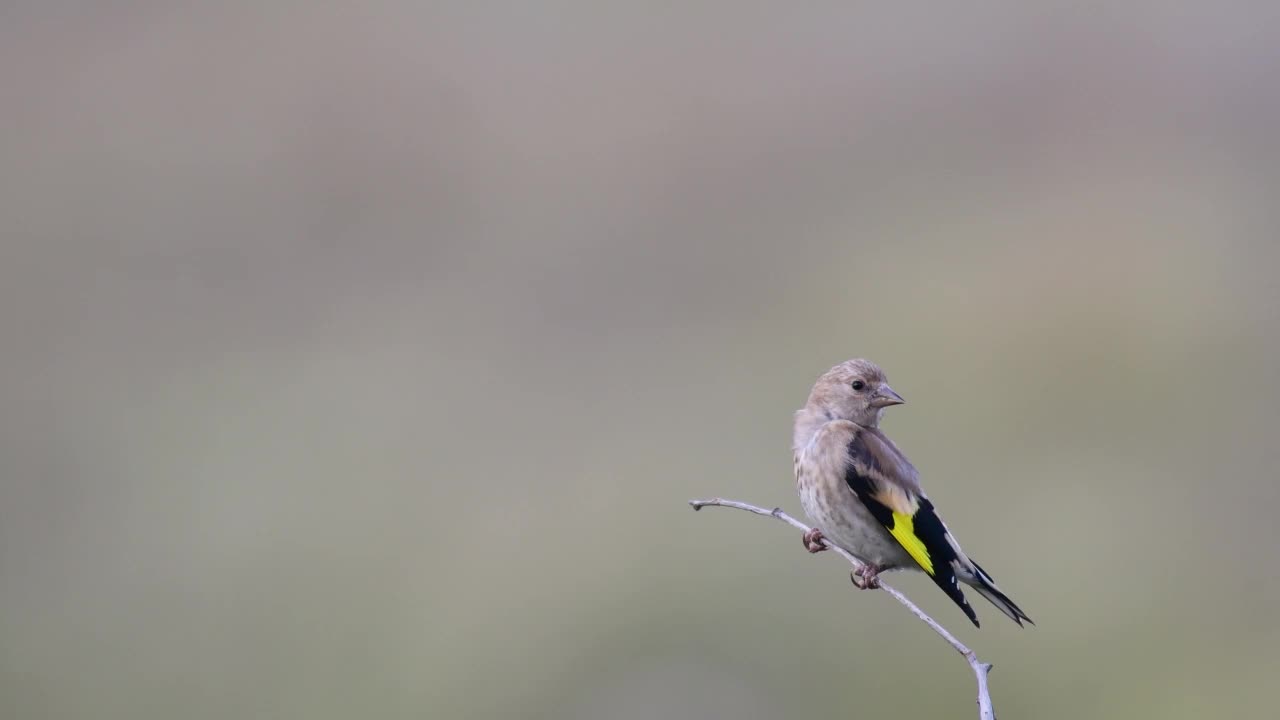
[792,358,1032,628]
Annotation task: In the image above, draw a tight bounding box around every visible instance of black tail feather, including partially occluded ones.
[969,560,1034,627]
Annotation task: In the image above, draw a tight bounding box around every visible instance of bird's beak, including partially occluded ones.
[870,385,905,408]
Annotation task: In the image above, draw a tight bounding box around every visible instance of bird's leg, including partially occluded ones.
[802,528,828,553]
[851,563,882,589]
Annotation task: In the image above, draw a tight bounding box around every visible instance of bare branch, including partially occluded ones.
[690,497,996,720]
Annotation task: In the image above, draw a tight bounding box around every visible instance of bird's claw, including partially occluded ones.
[802,528,828,553]
[851,564,882,589]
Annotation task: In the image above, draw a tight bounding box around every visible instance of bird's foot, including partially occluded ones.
[802,528,828,553]
[851,564,882,589]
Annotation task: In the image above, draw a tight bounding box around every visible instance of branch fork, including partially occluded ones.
[690,497,996,720]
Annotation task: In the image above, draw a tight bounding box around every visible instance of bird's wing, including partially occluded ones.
[844,428,981,626]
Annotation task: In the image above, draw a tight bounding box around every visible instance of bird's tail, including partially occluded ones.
[964,561,1033,627]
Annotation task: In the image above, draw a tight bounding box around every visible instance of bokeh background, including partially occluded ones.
[3,3,1279,718]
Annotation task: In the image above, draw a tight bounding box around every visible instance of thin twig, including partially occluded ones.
[690,497,996,720]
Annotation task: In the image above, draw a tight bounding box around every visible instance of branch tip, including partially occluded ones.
[690,494,999,720]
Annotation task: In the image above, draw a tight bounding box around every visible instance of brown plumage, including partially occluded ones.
[793,358,1032,627]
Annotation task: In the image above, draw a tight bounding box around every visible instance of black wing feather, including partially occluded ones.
[909,497,980,627]
[844,438,980,627]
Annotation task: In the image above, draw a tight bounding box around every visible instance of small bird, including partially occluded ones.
[793,358,1032,627]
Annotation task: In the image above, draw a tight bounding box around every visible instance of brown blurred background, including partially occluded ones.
[2,3,1279,719]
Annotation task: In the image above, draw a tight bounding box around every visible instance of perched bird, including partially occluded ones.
[793,358,1032,628]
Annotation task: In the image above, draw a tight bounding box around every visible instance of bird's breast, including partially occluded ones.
[794,446,913,569]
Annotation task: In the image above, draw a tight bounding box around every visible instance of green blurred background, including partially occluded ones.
[3,3,1279,718]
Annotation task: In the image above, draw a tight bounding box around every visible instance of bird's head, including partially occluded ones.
[807,358,905,428]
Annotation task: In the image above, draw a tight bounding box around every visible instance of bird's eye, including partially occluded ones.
[851,380,866,391]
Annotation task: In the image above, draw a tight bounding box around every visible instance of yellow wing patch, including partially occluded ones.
[889,512,934,576]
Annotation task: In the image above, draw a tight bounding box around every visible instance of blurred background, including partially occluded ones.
[2,3,1278,718]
